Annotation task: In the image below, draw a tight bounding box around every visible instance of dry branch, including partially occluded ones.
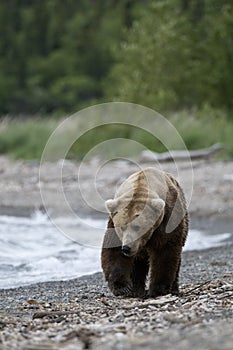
[32,311,78,319]
[139,143,223,162]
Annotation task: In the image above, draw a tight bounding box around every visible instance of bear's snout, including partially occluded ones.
[121,245,131,257]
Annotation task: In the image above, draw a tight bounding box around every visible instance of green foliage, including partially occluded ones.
[106,0,233,111]
[0,119,57,159]
[1,107,233,160]
[0,0,233,163]
[70,124,164,159]
[0,0,142,114]
[1,0,232,114]
[168,106,233,156]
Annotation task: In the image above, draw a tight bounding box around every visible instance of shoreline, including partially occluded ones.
[0,214,232,296]
[1,157,233,349]
[0,242,233,293]
[0,240,233,293]
[1,203,233,236]
[0,243,232,349]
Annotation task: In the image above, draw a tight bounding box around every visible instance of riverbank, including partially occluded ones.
[0,156,232,349]
[0,243,232,350]
[0,156,233,220]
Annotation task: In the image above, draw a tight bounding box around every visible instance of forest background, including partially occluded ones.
[0,0,232,159]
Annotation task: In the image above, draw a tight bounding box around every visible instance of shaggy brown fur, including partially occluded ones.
[101,169,189,298]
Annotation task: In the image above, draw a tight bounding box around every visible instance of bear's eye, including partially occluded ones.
[121,225,127,232]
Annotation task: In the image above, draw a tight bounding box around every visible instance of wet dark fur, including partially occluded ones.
[101,171,189,298]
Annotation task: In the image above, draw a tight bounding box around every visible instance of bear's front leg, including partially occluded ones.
[102,247,134,297]
[101,219,134,297]
[148,245,182,297]
[131,253,149,298]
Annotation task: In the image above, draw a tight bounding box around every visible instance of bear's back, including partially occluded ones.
[116,167,171,201]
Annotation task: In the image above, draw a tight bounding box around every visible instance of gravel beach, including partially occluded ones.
[0,156,233,349]
[0,244,232,350]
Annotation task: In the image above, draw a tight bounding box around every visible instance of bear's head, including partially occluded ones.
[105,196,165,257]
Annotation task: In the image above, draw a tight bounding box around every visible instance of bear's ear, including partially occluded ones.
[150,198,165,213]
[105,199,118,213]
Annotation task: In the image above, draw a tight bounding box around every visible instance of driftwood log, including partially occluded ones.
[139,143,223,162]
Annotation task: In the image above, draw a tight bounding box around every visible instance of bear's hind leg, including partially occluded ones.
[148,245,181,297]
[170,258,181,296]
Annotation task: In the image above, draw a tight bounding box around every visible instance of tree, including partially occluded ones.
[0,0,145,114]
[106,0,233,111]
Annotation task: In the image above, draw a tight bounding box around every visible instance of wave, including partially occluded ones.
[0,211,232,289]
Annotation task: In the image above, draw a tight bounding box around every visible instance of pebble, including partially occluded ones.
[0,244,233,350]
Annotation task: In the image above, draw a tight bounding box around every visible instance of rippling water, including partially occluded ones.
[0,211,231,289]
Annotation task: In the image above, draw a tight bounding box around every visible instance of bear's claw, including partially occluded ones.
[112,286,134,297]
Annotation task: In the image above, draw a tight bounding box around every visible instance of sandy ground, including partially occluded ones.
[0,156,232,349]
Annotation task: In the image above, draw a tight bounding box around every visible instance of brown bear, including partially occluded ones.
[101,167,189,298]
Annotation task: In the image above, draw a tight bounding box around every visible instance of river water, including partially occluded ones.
[0,211,231,289]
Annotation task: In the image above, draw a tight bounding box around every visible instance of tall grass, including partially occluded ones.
[0,118,58,159]
[170,107,233,157]
[0,107,232,160]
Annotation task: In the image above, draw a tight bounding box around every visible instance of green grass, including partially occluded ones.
[0,107,232,160]
[169,107,233,157]
[0,118,58,159]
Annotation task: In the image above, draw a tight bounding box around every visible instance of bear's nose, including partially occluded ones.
[122,245,131,256]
